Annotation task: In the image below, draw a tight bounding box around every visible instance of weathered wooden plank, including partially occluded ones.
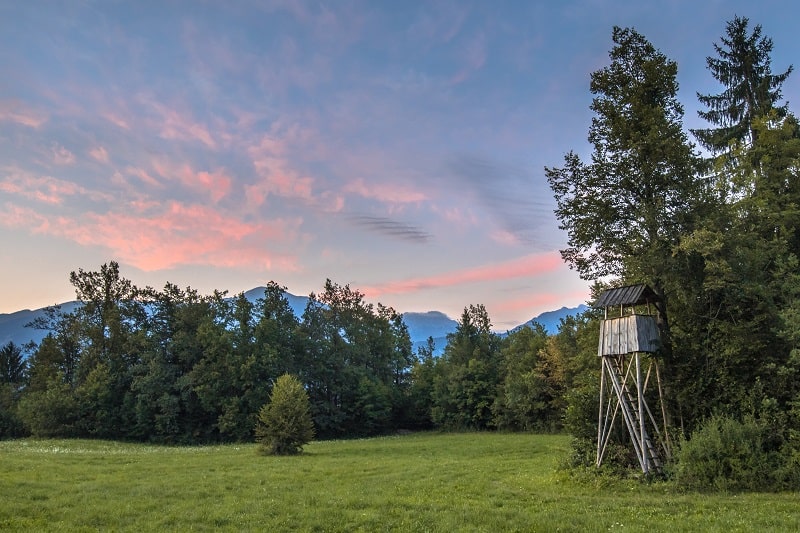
[597,315,660,356]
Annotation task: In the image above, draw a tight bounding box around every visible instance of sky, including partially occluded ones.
[1,1,798,330]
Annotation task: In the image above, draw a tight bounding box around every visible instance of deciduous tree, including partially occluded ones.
[545,27,705,352]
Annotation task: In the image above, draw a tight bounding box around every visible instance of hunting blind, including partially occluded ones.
[595,284,671,474]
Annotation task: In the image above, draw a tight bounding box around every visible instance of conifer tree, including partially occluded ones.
[255,373,314,455]
[0,342,26,384]
[693,16,793,152]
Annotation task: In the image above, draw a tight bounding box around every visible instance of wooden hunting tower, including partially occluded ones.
[595,284,670,474]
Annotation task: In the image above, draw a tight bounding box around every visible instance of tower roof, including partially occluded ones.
[594,284,659,308]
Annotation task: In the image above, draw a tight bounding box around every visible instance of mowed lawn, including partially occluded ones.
[1,433,797,532]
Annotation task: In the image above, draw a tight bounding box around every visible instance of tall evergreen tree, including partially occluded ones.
[693,16,793,153]
[0,342,26,384]
[431,304,501,430]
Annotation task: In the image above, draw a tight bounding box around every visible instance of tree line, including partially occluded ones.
[0,261,594,442]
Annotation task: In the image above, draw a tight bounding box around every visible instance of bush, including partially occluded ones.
[673,414,785,492]
[255,374,314,455]
[0,384,27,439]
[17,378,80,438]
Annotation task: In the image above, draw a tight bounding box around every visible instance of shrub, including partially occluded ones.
[673,414,783,492]
[255,374,314,455]
[0,384,27,439]
[17,377,80,438]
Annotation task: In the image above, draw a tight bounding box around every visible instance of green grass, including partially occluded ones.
[1,433,797,531]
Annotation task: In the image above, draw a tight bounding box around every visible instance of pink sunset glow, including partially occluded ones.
[51,202,303,271]
[2,1,793,328]
[363,253,563,297]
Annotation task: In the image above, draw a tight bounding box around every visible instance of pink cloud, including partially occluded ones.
[103,112,130,130]
[182,166,232,203]
[143,99,216,148]
[490,229,522,246]
[89,146,109,163]
[125,166,162,188]
[319,191,345,213]
[0,101,47,128]
[161,114,216,148]
[0,169,108,204]
[343,178,427,204]
[151,160,232,202]
[52,144,76,165]
[10,200,303,271]
[433,205,479,227]
[246,132,315,205]
[363,252,564,297]
[0,203,51,232]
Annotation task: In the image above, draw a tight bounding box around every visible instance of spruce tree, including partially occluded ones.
[255,373,314,455]
[693,16,793,153]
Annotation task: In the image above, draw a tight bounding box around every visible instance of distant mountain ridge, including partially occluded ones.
[511,305,590,335]
[0,288,588,356]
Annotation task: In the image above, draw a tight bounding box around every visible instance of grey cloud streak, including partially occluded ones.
[345,214,432,244]
[447,154,556,247]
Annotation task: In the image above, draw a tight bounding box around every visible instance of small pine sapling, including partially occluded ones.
[255,373,315,455]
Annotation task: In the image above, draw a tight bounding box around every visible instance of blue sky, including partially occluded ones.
[1,0,797,329]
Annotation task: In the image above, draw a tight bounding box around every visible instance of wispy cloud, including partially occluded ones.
[407,2,469,45]
[447,154,554,246]
[151,160,233,203]
[143,99,217,149]
[343,177,428,204]
[246,129,316,205]
[0,168,110,205]
[346,214,431,243]
[3,199,303,272]
[362,252,563,297]
[451,31,487,84]
[0,203,51,232]
[124,167,162,188]
[51,144,76,165]
[0,101,47,128]
[89,146,109,163]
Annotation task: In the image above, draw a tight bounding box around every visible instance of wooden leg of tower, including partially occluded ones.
[655,360,671,459]
[597,357,606,467]
[635,353,648,473]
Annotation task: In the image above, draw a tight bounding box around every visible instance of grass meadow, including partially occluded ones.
[1,432,797,531]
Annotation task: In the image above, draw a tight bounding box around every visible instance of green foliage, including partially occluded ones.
[431,304,500,430]
[693,16,793,152]
[546,27,704,284]
[255,373,314,455]
[17,376,80,438]
[541,19,800,491]
[298,280,414,438]
[493,323,557,431]
[405,337,438,429]
[0,341,26,384]
[0,383,26,438]
[673,414,799,492]
[546,27,706,374]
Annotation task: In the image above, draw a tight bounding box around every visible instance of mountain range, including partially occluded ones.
[0,287,588,356]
